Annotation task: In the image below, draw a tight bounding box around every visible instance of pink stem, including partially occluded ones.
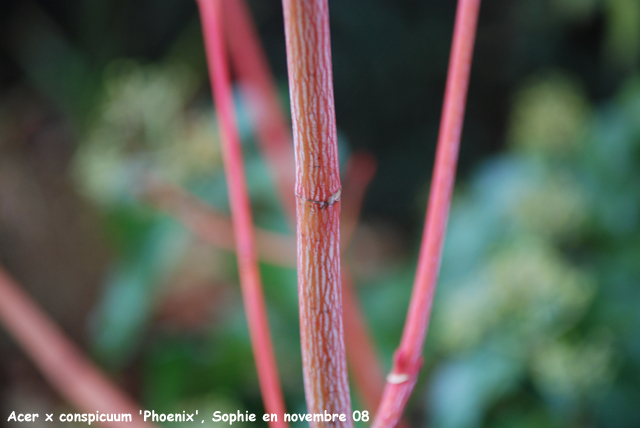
[373,1,481,427]
[0,267,153,428]
[196,1,288,426]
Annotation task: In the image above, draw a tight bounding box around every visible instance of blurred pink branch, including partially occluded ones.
[341,152,377,247]
[341,267,385,414]
[225,0,297,222]
[140,177,295,267]
[0,266,153,428]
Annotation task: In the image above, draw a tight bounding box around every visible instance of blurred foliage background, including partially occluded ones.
[1,0,639,427]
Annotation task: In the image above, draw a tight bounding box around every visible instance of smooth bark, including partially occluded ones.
[373,1,482,426]
[197,1,288,426]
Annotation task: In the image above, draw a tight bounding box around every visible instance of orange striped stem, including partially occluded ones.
[142,174,390,417]
[282,0,353,426]
[227,0,384,416]
[372,1,481,427]
[196,1,288,426]
[0,267,153,428]
[224,0,376,248]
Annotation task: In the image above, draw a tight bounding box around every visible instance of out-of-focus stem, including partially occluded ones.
[340,152,377,247]
[140,178,295,267]
[0,267,153,428]
[282,1,353,426]
[196,1,288,426]
[224,0,297,222]
[338,152,391,417]
[341,268,385,414]
[373,1,481,427]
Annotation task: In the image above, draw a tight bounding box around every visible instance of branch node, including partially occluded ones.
[386,372,411,384]
[295,187,342,209]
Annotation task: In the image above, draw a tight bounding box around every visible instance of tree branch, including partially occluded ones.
[373,1,481,426]
[282,0,353,425]
[196,1,288,425]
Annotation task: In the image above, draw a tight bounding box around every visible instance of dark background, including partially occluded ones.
[1,0,618,223]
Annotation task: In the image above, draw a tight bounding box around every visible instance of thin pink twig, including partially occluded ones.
[196,1,288,426]
[373,1,481,427]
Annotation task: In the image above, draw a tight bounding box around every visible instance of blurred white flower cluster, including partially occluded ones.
[73,62,221,205]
